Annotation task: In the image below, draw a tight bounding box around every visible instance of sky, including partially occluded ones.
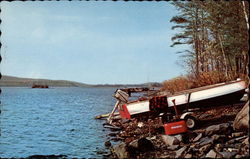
[0,1,187,84]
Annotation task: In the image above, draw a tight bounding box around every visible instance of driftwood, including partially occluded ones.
[103,125,122,130]
[95,112,120,119]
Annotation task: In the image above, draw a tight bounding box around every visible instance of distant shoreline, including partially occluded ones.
[0,75,162,88]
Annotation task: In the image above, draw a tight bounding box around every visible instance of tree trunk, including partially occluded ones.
[218,34,228,79]
[242,1,249,30]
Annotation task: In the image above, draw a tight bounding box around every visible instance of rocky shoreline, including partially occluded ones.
[104,101,249,158]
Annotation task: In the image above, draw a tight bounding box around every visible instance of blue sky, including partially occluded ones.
[1,1,187,84]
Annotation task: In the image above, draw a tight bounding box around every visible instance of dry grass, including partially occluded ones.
[162,71,248,94]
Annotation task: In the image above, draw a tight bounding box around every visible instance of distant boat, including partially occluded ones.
[117,79,247,119]
[32,84,49,88]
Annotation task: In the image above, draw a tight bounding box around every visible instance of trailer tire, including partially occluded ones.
[184,115,197,130]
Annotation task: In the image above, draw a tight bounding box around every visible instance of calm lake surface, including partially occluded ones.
[0,87,118,158]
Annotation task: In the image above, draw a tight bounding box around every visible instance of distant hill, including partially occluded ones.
[0,75,91,87]
[0,75,163,88]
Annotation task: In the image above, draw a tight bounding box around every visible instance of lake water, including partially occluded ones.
[0,87,118,158]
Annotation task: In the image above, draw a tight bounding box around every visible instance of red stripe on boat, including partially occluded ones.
[119,104,131,119]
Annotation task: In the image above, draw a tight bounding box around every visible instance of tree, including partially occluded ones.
[170,0,249,82]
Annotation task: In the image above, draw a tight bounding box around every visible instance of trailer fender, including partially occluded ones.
[180,112,197,129]
[180,112,194,120]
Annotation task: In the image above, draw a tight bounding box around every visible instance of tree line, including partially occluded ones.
[170,0,249,82]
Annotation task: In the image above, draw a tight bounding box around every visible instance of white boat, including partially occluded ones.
[117,79,247,119]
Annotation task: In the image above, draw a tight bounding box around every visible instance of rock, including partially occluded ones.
[205,149,217,158]
[211,134,220,140]
[105,141,112,147]
[137,122,144,128]
[175,135,183,143]
[227,148,238,152]
[137,137,155,152]
[240,94,249,102]
[111,137,124,142]
[186,145,199,155]
[112,143,128,159]
[217,151,237,158]
[193,133,202,142]
[150,136,156,140]
[108,132,118,137]
[175,146,187,158]
[235,154,242,158]
[232,132,244,138]
[128,139,138,149]
[235,135,247,140]
[196,137,214,147]
[243,137,249,145]
[199,113,211,119]
[205,123,231,136]
[158,154,171,158]
[234,143,242,149]
[180,131,196,144]
[215,144,223,152]
[184,153,192,158]
[233,101,249,131]
[120,118,130,124]
[128,137,154,153]
[199,144,212,154]
[161,135,181,146]
[227,135,248,144]
[167,145,179,150]
[212,134,226,142]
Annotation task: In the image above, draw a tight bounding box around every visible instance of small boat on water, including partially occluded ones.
[116,78,247,119]
[32,84,49,88]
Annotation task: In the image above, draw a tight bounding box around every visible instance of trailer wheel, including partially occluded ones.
[184,115,197,129]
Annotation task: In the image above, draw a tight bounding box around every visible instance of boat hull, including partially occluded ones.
[172,89,246,113]
[119,80,246,119]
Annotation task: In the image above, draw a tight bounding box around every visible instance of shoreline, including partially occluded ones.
[103,102,249,158]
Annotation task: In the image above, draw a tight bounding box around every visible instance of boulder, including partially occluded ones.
[175,146,187,158]
[137,137,155,152]
[205,149,217,158]
[193,133,202,142]
[233,101,249,131]
[128,137,154,152]
[196,137,214,147]
[161,135,182,146]
[217,151,237,158]
[111,143,128,159]
[205,123,231,136]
